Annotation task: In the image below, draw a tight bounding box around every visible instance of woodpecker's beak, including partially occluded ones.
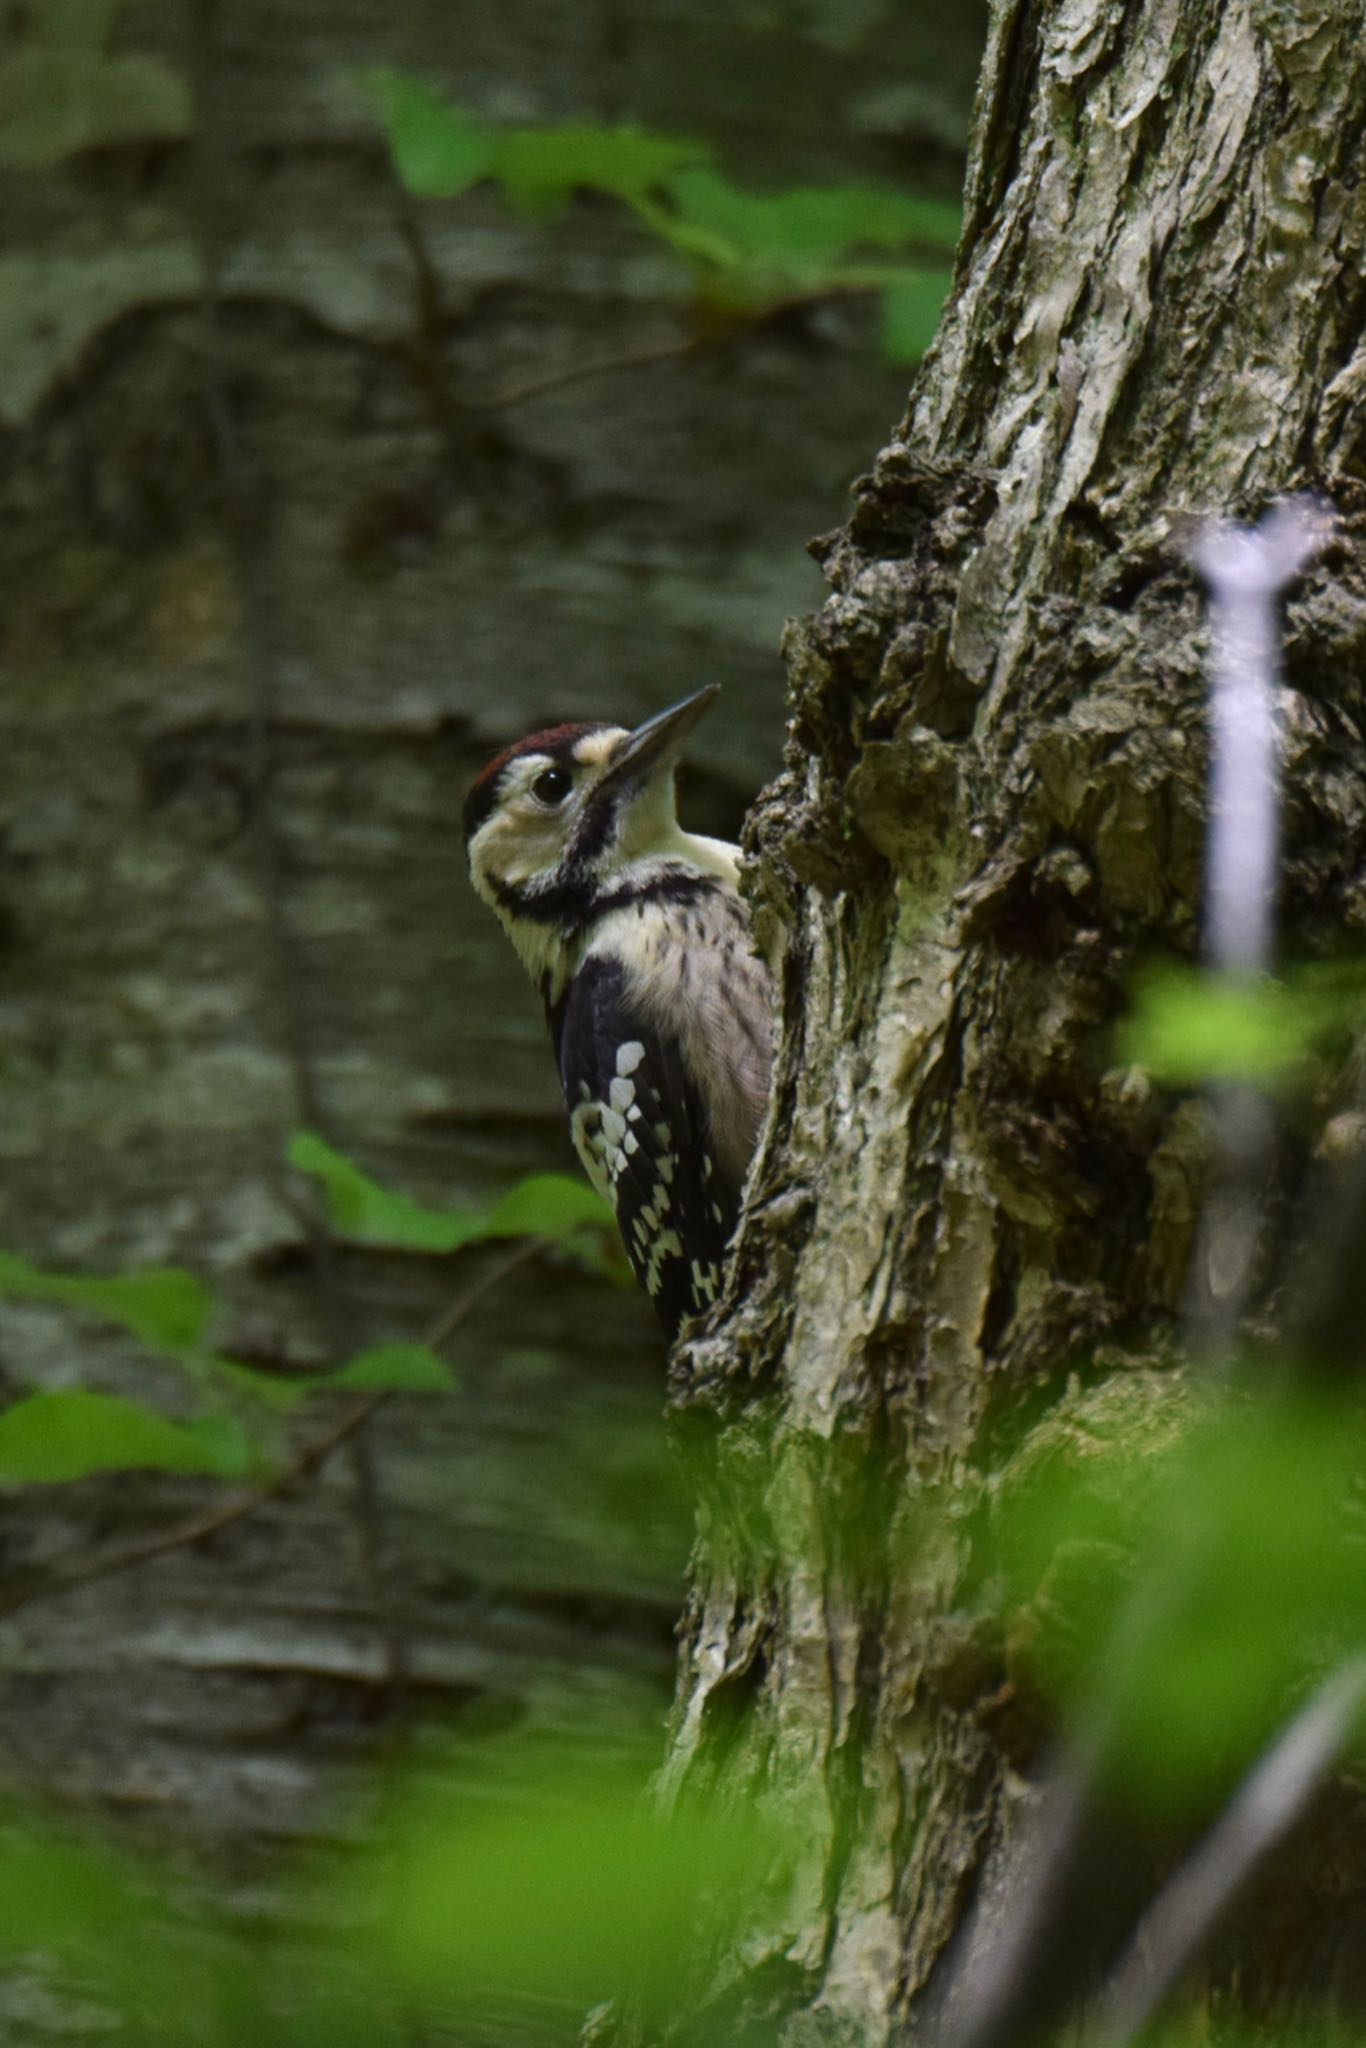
[600,686,720,794]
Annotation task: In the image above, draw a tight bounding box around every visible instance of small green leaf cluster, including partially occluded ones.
[365,71,959,364]
[0,1136,626,1486]
[1122,959,1366,1090]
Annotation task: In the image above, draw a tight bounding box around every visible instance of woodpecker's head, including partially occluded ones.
[464,686,734,984]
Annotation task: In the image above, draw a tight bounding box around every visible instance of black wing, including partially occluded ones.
[552,956,736,1337]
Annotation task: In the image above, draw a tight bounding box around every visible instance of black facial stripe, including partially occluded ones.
[489,867,722,931]
[565,775,628,872]
[591,873,720,918]
[489,870,598,928]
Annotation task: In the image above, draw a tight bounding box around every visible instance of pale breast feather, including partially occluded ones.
[551,954,738,1337]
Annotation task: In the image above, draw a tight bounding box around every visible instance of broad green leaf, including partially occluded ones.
[290,1133,617,1255]
[176,1412,254,1478]
[483,1172,615,1240]
[289,1132,481,1251]
[881,268,954,363]
[365,70,495,198]
[493,122,710,218]
[0,1254,214,1351]
[213,1343,457,1405]
[210,1355,312,1413]
[0,1391,251,1483]
[660,168,960,279]
[322,1343,454,1393]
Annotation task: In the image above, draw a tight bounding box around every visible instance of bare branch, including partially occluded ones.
[469,336,704,411]
[1092,1656,1366,2048]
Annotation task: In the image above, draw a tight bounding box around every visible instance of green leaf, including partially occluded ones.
[364,70,495,198]
[660,168,960,279]
[881,268,954,363]
[0,1391,251,1483]
[177,1412,255,1478]
[0,1255,214,1351]
[290,1133,617,1256]
[483,1173,615,1240]
[493,122,710,219]
[288,1132,481,1252]
[209,1356,312,1413]
[322,1343,454,1394]
[552,1223,635,1288]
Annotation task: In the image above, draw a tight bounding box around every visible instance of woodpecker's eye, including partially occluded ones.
[531,765,573,806]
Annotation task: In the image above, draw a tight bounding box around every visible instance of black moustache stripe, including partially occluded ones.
[490,868,722,929]
[566,781,627,870]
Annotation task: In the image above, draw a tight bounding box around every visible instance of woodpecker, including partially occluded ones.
[463,687,773,1337]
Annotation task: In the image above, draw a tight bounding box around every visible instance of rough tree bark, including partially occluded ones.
[670,0,1366,2037]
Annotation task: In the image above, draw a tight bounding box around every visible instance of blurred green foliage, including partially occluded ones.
[993,1381,1366,1817]
[1123,960,1366,1090]
[0,1719,808,2046]
[3,1371,1366,2041]
[364,72,960,364]
[0,1137,625,1486]
[4,954,1366,2025]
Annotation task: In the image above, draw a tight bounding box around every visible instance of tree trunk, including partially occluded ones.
[670,0,1366,2036]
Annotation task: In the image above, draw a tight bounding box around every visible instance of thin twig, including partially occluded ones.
[468,335,704,410]
[391,246,900,422]
[0,1241,540,1621]
[1092,1656,1366,2048]
[465,278,904,413]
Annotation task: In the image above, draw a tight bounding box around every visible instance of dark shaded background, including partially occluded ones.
[0,0,986,1950]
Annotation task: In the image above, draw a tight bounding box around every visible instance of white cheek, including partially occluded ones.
[491,796,585,885]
